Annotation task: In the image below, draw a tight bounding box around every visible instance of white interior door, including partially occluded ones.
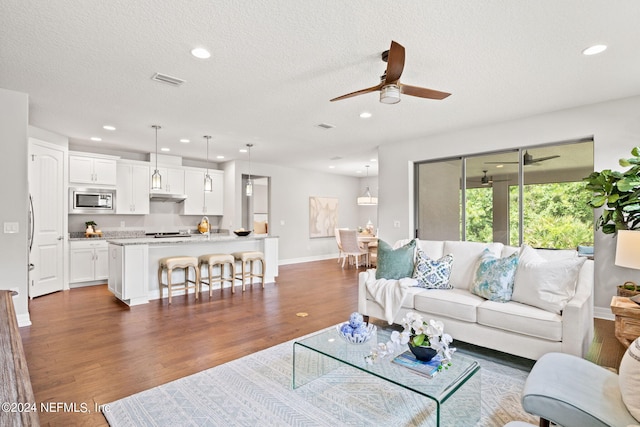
[29,141,65,298]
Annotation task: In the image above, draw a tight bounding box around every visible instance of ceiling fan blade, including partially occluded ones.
[400,84,451,100]
[330,83,383,102]
[529,155,560,163]
[384,41,405,84]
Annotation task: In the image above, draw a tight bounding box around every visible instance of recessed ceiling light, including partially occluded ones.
[370,158,377,162]
[582,44,607,56]
[161,147,170,152]
[216,155,225,159]
[103,125,116,131]
[191,47,211,59]
[329,165,335,169]
[239,148,248,153]
[496,164,504,168]
[180,138,190,143]
[356,170,363,174]
[360,112,372,119]
[90,137,102,141]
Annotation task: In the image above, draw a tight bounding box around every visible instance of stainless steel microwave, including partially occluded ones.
[69,188,116,214]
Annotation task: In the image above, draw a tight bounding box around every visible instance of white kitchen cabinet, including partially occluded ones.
[116,161,150,214]
[183,168,224,215]
[69,153,117,186]
[69,240,109,284]
[108,244,148,305]
[149,166,185,194]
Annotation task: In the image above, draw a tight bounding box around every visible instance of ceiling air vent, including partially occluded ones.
[151,73,185,87]
[316,123,335,130]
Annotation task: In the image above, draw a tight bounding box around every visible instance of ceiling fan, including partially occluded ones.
[470,170,509,186]
[485,151,560,166]
[330,40,451,104]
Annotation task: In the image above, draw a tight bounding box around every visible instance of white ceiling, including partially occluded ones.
[1,1,639,177]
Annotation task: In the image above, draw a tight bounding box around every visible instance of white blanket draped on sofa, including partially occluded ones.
[364,273,416,324]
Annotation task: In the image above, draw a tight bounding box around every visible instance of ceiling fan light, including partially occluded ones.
[380,85,400,104]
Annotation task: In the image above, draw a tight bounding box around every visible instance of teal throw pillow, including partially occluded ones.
[375,239,416,280]
[412,248,454,289]
[471,249,519,302]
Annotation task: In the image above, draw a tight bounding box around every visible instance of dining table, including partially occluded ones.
[357,234,378,267]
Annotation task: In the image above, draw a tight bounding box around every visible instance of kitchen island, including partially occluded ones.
[106,234,278,306]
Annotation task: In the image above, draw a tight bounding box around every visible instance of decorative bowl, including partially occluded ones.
[408,344,437,362]
[234,230,252,236]
[336,322,377,344]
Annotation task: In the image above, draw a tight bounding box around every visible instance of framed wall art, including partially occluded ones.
[309,196,338,238]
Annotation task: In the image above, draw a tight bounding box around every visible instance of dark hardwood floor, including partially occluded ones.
[19,259,625,426]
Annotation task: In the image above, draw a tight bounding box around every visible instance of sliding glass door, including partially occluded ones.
[415,139,594,249]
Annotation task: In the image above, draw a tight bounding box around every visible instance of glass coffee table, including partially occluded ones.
[293,326,480,426]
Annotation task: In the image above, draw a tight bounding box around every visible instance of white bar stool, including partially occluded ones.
[198,253,236,296]
[158,256,199,304]
[231,251,265,291]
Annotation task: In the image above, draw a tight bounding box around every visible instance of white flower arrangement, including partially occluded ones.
[400,311,456,362]
[364,312,456,366]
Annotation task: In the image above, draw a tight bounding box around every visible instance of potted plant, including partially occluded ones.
[399,311,455,363]
[583,147,640,234]
[85,221,97,233]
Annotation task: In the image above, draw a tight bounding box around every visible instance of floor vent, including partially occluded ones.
[151,73,185,86]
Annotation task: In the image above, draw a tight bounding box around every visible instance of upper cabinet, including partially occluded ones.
[149,166,185,194]
[69,152,118,186]
[183,168,224,215]
[116,160,150,214]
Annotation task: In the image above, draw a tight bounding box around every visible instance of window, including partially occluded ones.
[415,139,594,249]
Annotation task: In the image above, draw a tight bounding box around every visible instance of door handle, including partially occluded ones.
[57,236,64,240]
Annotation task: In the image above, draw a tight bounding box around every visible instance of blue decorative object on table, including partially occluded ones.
[336,322,376,344]
[337,312,375,344]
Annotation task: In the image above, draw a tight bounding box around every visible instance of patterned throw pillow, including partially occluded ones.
[412,248,454,289]
[619,337,640,421]
[375,239,416,280]
[471,249,519,302]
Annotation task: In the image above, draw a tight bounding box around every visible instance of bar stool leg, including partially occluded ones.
[167,267,173,304]
[241,260,247,292]
[230,262,235,294]
[193,266,199,300]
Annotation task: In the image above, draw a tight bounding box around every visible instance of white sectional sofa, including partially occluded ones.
[358,239,594,360]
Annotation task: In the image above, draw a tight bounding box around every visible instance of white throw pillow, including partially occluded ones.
[511,245,586,314]
[619,337,640,422]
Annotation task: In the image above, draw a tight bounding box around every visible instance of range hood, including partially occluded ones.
[149,192,187,202]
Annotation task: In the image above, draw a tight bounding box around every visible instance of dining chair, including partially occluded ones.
[334,227,348,265]
[338,229,369,268]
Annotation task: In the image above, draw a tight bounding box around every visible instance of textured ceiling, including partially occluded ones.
[1,1,639,177]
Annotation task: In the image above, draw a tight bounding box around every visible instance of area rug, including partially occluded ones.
[103,328,539,426]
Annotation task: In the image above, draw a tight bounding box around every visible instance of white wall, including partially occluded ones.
[378,95,640,318]
[225,159,362,263]
[0,88,29,325]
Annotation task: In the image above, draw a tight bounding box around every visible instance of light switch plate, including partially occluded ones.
[3,222,19,233]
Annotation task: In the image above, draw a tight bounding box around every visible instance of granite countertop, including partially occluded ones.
[106,234,275,246]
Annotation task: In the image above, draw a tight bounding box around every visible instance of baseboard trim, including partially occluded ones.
[17,313,32,327]
[279,254,337,266]
[594,306,614,320]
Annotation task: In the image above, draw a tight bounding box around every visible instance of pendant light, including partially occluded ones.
[245,143,253,197]
[204,135,212,192]
[357,165,378,206]
[151,125,162,190]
